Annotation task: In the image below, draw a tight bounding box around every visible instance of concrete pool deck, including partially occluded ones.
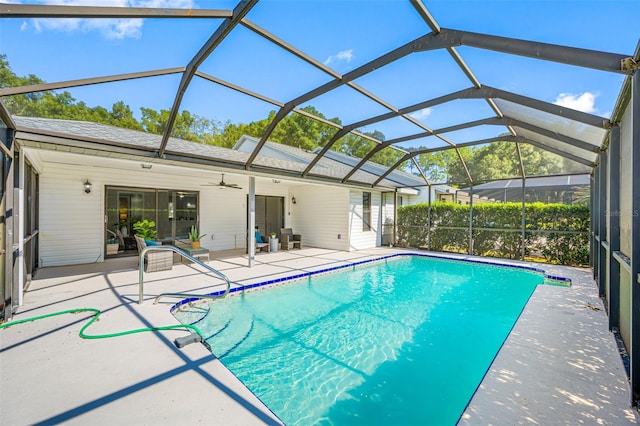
[1,247,637,425]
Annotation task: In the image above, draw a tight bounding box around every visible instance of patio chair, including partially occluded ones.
[134,235,173,272]
[254,229,270,253]
[279,228,302,250]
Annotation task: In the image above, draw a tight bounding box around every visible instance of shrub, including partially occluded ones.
[396,201,589,266]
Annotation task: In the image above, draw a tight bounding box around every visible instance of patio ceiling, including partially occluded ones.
[1,0,638,190]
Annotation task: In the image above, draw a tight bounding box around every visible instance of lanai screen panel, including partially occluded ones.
[493,99,608,148]
[514,127,599,164]
[1,0,637,190]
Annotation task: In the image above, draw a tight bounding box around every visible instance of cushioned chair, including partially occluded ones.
[252,230,269,253]
[134,235,173,272]
[279,228,302,250]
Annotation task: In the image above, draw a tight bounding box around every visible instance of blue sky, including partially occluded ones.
[1,0,639,151]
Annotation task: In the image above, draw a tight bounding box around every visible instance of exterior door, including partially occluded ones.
[253,195,284,239]
[105,187,199,256]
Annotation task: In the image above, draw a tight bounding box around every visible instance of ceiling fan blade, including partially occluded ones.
[200,174,243,189]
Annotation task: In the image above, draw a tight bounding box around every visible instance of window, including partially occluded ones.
[105,187,198,256]
[363,192,371,231]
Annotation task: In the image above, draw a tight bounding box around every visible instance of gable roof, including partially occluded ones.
[13,116,407,190]
[234,135,426,189]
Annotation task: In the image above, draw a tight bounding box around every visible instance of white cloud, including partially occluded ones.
[409,108,432,120]
[22,0,195,39]
[553,92,598,113]
[324,49,353,66]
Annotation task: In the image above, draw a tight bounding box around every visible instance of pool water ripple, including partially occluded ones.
[175,256,548,425]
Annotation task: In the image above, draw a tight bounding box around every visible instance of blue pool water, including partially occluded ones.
[174,255,546,425]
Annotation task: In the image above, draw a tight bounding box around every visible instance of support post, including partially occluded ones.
[609,124,621,329]
[594,166,600,280]
[427,184,432,251]
[16,148,24,306]
[521,177,526,260]
[2,129,15,320]
[598,150,608,299]
[590,173,596,275]
[630,65,640,406]
[248,176,256,268]
[469,184,473,255]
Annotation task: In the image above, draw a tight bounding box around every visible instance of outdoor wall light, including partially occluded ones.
[83,180,92,194]
[141,163,152,169]
[292,196,297,204]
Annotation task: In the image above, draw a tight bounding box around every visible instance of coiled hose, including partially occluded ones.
[0,308,209,349]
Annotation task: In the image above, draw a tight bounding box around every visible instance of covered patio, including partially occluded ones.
[1,247,636,424]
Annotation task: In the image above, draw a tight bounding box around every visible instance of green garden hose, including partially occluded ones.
[0,308,208,349]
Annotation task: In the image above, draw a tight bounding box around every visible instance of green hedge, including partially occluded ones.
[396,202,589,266]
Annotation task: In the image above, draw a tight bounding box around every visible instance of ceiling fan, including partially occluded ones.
[202,173,242,190]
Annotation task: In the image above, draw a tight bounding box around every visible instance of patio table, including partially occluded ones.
[180,246,210,262]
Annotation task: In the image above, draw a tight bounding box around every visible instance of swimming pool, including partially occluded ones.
[174,255,555,425]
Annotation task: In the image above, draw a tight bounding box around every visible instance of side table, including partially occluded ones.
[181,246,210,262]
[269,237,279,253]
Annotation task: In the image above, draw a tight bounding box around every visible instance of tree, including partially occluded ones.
[410,141,572,185]
[1,54,144,130]
[413,150,459,183]
[0,54,585,181]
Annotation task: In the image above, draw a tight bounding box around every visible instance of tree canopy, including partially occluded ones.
[412,142,586,185]
[1,54,586,184]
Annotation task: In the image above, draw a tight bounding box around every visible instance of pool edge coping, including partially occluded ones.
[169,252,572,312]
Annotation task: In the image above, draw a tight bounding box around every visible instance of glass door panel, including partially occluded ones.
[105,187,199,256]
[156,190,171,243]
[173,191,198,240]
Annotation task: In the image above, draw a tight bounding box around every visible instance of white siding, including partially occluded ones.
[348,190,381,250]
[38,163,105,266]
[32,150,357,266]
[199,186,248,251]
[290,185,349,251]
[200,180,293,251]
[36,155,255,266]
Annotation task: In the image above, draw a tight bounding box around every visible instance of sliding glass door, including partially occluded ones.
[253,195,284,238]
[105,187,199,256]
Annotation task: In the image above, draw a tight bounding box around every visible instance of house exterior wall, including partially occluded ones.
[348,189,381,250]
[38,161,105,267]
[29,149,362,266]
[199,185,248,252]
[31,152,280,266]
[202,180,293,252]
[289,184,350,251]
